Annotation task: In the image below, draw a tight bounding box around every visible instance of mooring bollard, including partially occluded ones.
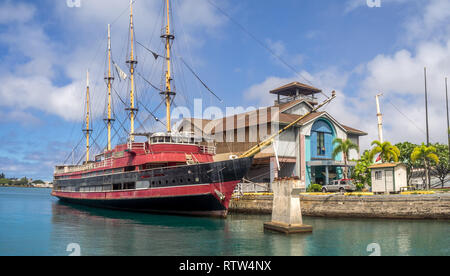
[264,178,313,234]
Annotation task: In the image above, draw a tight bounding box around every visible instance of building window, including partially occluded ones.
[317,132,326,156]
[375,171,383,180]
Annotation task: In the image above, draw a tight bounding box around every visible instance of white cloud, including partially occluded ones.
[0,1,36,24]
[0,0,228,123]
[244,67,350,107]
[313,38,450,148]
[266,39,287,57]
[358,39,450,145]
[404,0,450,43]
[0,75,83,121]
[244,76,297,107]
[362,41,450,98]
[0,110,41,127]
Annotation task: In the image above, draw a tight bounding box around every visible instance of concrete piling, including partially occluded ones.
[264,177,313,234]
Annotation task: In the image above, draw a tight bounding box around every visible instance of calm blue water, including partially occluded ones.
[0,187,448,256]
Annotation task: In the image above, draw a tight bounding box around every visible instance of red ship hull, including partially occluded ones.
[52,180,239,218]
[53,155,253,218]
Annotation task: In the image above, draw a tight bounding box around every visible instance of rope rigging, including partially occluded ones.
[136,41,223,104]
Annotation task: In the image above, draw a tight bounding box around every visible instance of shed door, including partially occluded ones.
[385,170,394,192]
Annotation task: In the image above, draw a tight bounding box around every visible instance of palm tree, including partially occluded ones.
[332,138,359,179]
[370,140,400,163]
[411,143,439,190]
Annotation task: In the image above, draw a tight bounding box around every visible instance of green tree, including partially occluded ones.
[0,172,5,179]
[395,142,420,184]
[370,141,400,163]
[352,150,373,187]
[332,138,359,179]
[431,143,449,188]
[411,143,439,190]
[15,177,29,186]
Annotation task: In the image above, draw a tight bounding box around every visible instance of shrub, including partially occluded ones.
[355,183,365,192]
[307,184,323,193]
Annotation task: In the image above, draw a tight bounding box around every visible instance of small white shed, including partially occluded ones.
[369,163,408,194]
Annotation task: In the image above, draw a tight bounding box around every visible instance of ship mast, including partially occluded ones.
[162,0,175,133]
[105,24,115,151]
[127,0,138,142]
[84,70,92,163]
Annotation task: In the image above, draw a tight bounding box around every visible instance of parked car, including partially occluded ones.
[321,179,357,193]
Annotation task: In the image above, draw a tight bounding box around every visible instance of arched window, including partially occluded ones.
[311,119,334,159]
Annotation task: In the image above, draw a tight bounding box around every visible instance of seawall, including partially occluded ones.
[229,194,450,220]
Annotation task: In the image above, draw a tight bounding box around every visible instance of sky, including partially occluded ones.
[0,0,449,181]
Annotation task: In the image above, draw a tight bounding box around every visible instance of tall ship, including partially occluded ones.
[52,0,335,217]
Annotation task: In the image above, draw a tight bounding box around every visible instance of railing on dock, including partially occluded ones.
[234,181,271,196]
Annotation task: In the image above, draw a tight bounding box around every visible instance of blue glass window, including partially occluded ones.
[317,132,326,156]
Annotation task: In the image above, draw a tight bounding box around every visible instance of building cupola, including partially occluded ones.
[270,82,321,106]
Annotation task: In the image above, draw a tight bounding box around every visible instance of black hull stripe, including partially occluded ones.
[57,194,228,217]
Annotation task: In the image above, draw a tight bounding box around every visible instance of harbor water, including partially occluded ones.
[0,187,448,256]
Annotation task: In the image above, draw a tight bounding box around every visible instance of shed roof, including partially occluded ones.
[368,163,405,169]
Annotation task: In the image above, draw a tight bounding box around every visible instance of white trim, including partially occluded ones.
[300,112,348,138]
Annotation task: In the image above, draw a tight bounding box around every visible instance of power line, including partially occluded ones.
[386,99,427,136]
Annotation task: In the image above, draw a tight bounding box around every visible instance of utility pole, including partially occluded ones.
[375,93,384,143]
[446,77,449,159]
[424,67,430,146]
[424,67,430,190]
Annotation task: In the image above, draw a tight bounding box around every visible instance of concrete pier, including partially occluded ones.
[231,193,450,220]
[264,178,313,234]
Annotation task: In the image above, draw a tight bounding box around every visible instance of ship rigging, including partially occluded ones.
[52,0,336,218]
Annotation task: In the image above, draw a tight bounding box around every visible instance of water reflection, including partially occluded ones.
[49,202,450,256]
[51,202,228,256]
[2,187,448,256]
[52,201,226,229]
[303,217,450,256]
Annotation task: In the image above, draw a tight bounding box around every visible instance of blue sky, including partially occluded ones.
[0,0,450,181]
